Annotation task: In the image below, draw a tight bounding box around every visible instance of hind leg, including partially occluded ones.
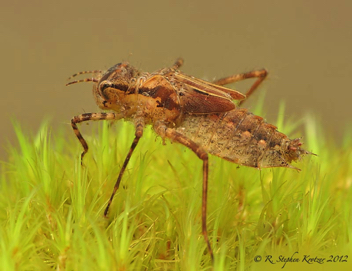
[213,69,268,105]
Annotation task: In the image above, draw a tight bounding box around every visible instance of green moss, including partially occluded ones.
[1,100,351,270]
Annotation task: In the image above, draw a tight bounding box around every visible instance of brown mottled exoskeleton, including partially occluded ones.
[66,58,313,261]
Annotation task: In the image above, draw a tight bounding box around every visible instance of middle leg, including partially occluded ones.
[104,117,145,217]
[154,123,213,261]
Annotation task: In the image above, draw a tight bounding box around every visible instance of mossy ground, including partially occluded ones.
[1,98,351,270]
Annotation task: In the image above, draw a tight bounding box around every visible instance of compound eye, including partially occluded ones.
[107,63,123,73]
[100,80,112,91]
[99,80,113,99]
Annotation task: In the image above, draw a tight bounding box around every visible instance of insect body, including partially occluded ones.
[176,110,305,169]
[66,58,312,260]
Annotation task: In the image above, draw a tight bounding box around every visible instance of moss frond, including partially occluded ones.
[1,100,351,270]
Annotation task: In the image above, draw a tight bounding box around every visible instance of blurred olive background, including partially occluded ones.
[1,0,351,160]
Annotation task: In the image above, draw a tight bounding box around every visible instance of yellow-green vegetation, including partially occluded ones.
[1,99,351,270]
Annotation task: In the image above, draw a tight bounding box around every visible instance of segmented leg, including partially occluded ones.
[66,78,99,86]
[154,123,213,261]
[172,58,184,69]
[71,112,120,163]
[67,70,102,80]
[104,117,145,217]
[213,69,268,105]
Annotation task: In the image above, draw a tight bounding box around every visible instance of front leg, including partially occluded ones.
[71,112,121,162]
[154,122,213,261]
[104,117,145,217]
